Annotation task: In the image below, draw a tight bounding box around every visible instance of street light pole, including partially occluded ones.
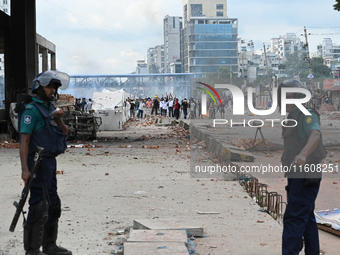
[263,43,271,89]
[304,26,314,91]
[241,51,245,86]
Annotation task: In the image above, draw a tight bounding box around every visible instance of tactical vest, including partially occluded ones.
[27,102,67,158]
[281,109,326,177]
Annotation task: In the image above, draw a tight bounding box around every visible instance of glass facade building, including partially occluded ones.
[183,18,238,77]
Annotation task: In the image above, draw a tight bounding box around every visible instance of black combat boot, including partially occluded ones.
[42,219,72,255]
[24,218,48,255]
[24,200,49,255]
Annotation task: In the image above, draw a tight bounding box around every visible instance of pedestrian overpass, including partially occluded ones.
[66,73,194,99]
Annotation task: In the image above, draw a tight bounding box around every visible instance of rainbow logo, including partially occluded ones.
[197,82,222,106]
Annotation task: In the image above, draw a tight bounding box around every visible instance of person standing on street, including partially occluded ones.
[138,99,146,119]
[208,99,215,119]
[279,79,326,255]
[81,98,87,112]
[18,70,72,255]
[336,96,340,111]
[168,98,174,118]
[0,99,5,109]
[182,98,189,119]
[146,98,152,117]
[130,100,136,118]
[85,98,92,113]
[162,98,168,117]
[159,98,164,117]
[151,96,159,115]
[174,98,180,120]
[220,100,225,118]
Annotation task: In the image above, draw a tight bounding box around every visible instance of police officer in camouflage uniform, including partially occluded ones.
[19,70,72,255]
[279,79,326,255]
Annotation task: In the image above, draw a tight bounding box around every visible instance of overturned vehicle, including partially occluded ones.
[9,95,102,141]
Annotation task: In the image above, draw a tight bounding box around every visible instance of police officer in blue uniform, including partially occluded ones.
[19,70,72,255]
[279,79,326,255]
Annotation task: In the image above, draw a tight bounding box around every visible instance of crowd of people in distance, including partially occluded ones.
[75,98,93,113]
[66,88,340,120]
[126,93,194,120]
[125,93,236,120]
[306,89,339,110]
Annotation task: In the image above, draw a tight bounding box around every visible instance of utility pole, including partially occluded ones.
[241,51,246,86]
[263,43,271,89]
[304,26,314,91]
[230,65,233,85]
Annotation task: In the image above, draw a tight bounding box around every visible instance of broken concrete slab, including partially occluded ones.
[127,229,187,243]
[124,242,189,255]
[179,120,189,130]
[220,143,255,162]
[133,219,203,237]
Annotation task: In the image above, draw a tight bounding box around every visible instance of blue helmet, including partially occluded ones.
[32,70,70,93]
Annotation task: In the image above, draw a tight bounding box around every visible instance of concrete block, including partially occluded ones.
[133,219,204,237]
[197,128,205,141]
[206,137,213,150]
[124,242,189,255]
[220,143,255,162]
[127,229,187,243]
[183,122,189,130]
[214,141,224,157]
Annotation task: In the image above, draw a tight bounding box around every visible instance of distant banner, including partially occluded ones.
[323,79,340,90]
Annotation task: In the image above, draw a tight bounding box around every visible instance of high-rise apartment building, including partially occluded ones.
[0,0,9,15]
[182,0,238,77]
[317,38,340,68]
[269,33,306,60]
[136,60,148,74]
[317,38,340,60]
[147,45,165,73]
[164,15,182,73]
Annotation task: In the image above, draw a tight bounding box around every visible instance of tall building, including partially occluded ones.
[136,60,148,74]
[164,15,182,73]
[147,45,165,73]
[269,33,306,60]
[317,38,340,60]
[182,0,238,77]
[0,0,9,15]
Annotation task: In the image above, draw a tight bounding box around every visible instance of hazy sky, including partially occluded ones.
[36,0,340,75]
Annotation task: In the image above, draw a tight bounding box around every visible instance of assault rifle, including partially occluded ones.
[9,146,44,232]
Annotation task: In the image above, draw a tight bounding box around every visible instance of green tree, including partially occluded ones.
[310,57,332,79]
[202,66,244,87]
[334,0,340,11]
[283,51,308,78]
[193,67,244,100]
[250,67,276,87]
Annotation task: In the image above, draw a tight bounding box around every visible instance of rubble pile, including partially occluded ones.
[136,119,155,127]
[124,118,155,128]
[170,126,190,140]
[0,140,20,149]
[328,112,340,120]
[319,103,335,112]
[68,143,102,149]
